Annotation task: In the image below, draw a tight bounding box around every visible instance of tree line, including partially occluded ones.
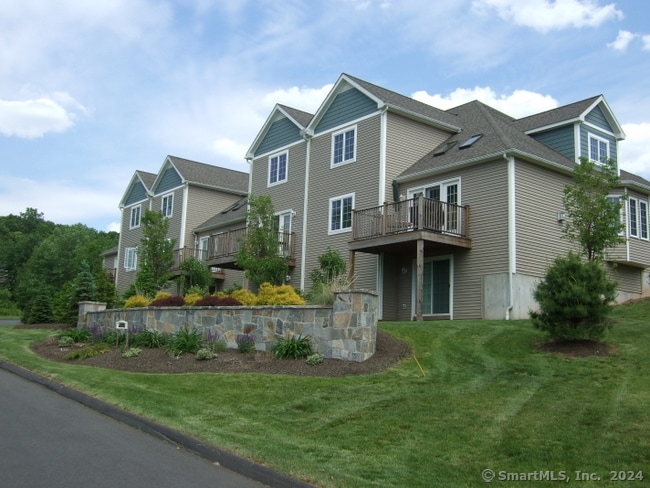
[0,208,119,323]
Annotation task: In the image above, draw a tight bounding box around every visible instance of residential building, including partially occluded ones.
[114,155,248,295]
[243,73,650,320]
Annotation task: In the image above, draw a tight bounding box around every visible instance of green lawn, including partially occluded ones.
[1,300,649,487]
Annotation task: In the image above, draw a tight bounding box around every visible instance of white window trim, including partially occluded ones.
[588,132,610,164]
[268,150,288,187]
[129,205,141,229]
[161,193,174,218]
[330,125,357,168]
[124,247,137,271]
[640,200,649,240]
[408,177,461,203]
[328,193,355,235]
[629,197,639,238]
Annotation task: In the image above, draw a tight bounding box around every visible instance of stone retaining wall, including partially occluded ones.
[78,290,378,362]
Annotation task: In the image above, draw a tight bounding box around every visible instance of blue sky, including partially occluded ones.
[1,0,649,232]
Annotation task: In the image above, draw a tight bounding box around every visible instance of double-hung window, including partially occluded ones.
[332,126,356,166]
[628,198,649,240]
[129,205,141,229]
[161,194,173,217]
[329,193,354,234]
[268,151,288,186]
[124,247,137,271]
[629,198,639,237]
[588,133,609,164]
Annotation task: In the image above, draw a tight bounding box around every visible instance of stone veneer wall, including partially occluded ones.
[78,290,378,362]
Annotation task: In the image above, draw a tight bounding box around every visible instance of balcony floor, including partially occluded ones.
[349,229,472,255]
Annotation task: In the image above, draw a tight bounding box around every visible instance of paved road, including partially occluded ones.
[0,365,307,488]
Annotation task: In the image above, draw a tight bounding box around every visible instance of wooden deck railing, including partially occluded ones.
[352,196,469,241]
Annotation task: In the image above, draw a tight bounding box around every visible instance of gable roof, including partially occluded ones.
[398,100,577,182]
[246,105,313,159]
[515,95,625,139]
[305,74,461,135]
[620,169,650,194]
[151,155,248,195]
[119,170,156,208]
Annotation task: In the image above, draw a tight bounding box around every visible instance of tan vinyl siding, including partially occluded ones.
[624,189,650,265]
[116,205,146,293]
[151,188,183,246]
[250,140,307,283]
[385,113,452,201]
[185,186,243,248]
[608,264,642,294]
[515,161,574,276]
[402,160,510,319]
[305,115,382,293]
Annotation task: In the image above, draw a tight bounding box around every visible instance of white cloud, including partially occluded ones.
[262,84,334,113]
[608,30,637,51]
[0,93,86,138]
[619,123,650,179]
[642,35,650,51]
[472,0,623,33]
[412,87,558,118]
[0,175,121,229]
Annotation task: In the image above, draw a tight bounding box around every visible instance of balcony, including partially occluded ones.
[350,196,471,254]
[203,228,296,270]
[170,247,225,279]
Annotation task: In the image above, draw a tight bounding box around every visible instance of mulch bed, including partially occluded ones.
[23,324,413,377]
[537,339,617,358]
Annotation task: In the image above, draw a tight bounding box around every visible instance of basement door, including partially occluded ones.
[420,257,451,316]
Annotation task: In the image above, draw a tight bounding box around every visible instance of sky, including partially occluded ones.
[1,0,649,232]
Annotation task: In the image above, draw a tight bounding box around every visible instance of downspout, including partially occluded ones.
[179,183,189,249]
[300,131,313,291]
[506,153,516,320]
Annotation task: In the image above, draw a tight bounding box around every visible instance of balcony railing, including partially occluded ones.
[352,196,469,241]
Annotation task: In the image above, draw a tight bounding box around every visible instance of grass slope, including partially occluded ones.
[1,300,649,487]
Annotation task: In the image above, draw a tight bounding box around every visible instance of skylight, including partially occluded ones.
[433,141,457,156]
[459,134,483,149]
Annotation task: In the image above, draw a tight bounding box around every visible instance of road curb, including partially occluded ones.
[0,360,314,488]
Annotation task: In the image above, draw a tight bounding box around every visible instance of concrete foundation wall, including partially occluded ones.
[78,291,378,362]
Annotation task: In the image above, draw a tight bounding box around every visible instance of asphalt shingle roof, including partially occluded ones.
[278,104,313,128]
[514,95,601,132]
[194,196,248,232]
[167,156,248,194]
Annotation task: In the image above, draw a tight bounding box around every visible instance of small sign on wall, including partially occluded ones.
[116,320,128,330]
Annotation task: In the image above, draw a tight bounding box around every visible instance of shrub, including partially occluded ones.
[255,283,305,306]
[183,292,204,306]
[236,333,255,353]
[64,342,110,360]
[57,327,92,343]
[306,353,324,365]
[166,328,203,356]
[149,295,185,307]
[153,291,172,301]
[272,335,313,359]
[131,329,169,348]
[101,330,127,346]
[124,295,150,308]
[530,252,617,341]
[196,348,215,360]
[57,336,75,347]
[122,347,142,358]
[230,289,256,305]
[194,295,242,307]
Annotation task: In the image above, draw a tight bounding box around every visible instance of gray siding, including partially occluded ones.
[401,160,511,319]
[185,186,243,248]
[531,126,576,161]
[385,112,451,202]
[608,264,642,294]
[255,118,302,157]
[580,125,617,161]
[125,181,148,206]
[306,115,382,293]
[250,140,308,284]
[151,188,183,246]
[586,105,612,132]
[315,88,377,134]
[515,161,575,277]
[155,166,183,194]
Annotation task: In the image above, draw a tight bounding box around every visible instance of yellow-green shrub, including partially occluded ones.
[124,295,150,308]
[230,288,257,305]
[255,283,305,306]
[183,293,204,306]
[153,291,172,301]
